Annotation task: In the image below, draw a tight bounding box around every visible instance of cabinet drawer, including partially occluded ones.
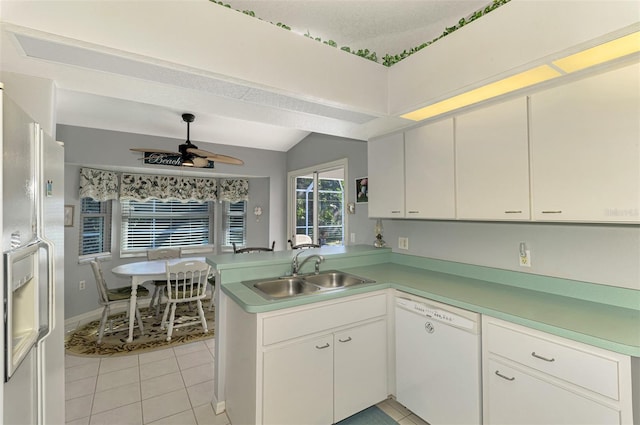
[486,358,621,425]
[262,293,387,346]
[485,321,620,400]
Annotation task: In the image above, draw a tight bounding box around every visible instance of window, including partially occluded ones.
[120,199,213,254]
[289,160,346,247]
[79,198,112,257]
[223,201,246,247]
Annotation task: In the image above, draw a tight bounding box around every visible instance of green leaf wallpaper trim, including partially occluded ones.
[209,0,511,66]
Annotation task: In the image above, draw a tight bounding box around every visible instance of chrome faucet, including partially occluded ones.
[291,251,325,276]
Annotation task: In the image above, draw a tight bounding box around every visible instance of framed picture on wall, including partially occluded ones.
[355,177,368,203]
[64,205,74,227]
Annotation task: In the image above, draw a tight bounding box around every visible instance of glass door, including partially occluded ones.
[289,160,346,247]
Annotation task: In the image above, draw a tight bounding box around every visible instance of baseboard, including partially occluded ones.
[65,305,129,327]
[212,395,226,415]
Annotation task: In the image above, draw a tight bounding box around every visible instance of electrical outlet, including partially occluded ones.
[350,233,356,243]
[519,250,531,267]
[398,237,409,250]
[79,280,86,290]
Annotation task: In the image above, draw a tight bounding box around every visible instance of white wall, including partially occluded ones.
[59,124,286,319]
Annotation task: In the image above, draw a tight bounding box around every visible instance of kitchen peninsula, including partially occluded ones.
[207,246,639,424]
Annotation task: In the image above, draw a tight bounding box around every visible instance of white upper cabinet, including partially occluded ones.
[455,97,530,220]
[368,133,405,218]
[529,62,640,223]
[405,119,456,219]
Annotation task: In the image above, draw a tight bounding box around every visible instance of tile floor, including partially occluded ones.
[65,339,230,425]
[65,335,426,425]
[374,399,430,425]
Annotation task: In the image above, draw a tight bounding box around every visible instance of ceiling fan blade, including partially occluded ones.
[187,148,244,165]
[130,148,181,155]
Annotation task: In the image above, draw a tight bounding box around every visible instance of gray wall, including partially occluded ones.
[384,220,639,291]
[60,125,286,318]
[286,133,374,245]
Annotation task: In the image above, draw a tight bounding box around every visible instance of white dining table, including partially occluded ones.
[111,257,207,342]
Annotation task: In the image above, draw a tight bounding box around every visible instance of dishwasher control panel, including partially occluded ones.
[396,297,476,331]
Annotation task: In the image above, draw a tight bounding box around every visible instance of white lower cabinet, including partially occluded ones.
[263,334,334,425]
[482,317,635,424]
[262,319,387,425]
[225,291,388,425]
[334,320,388,422]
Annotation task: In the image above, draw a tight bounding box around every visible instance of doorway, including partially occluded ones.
[287,159,347,247]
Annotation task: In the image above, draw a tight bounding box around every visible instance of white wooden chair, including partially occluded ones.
[161,260,210,341]
[147,247,181,317]
[288,234,321,249]
[90,259,149,344]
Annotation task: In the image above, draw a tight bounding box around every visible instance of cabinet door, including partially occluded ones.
[456,97,530,220]
[485,359,621,425]
[334,319,388,422]
[368,133,405,218]
[405,119,456,219]
[263,335,333,425]
[530,63,640,222]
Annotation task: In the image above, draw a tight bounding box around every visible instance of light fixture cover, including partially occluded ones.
[401,65,561,121]
[553,31,640,73]
[400,31,639,123]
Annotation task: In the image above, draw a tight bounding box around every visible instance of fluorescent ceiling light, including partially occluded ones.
[553,31,640,73]
[401,65,561,121]
[401,31,639,122]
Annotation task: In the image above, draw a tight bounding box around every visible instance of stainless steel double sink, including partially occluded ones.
[242,270,376,300]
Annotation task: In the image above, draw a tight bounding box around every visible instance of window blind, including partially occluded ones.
[121,200,212,253]
[79,198,112,257]
[223,201,246,246]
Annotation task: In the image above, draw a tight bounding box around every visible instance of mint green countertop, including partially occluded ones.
[210,247,640,357]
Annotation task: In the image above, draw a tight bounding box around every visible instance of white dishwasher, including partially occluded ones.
[395,294,482,425]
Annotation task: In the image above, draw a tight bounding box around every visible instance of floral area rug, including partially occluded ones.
[65,301,215,357]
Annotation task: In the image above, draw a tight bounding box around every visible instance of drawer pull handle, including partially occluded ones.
[531,352,555,362]
[391,210,401,214]
[338,337,352,343]
[408,211,420,214]
[495,370,515,381]
[315,343,330,349]
[541,210,562,214]
[504,210,522,214]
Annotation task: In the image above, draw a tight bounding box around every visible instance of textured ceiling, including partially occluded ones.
[224,0,488,57]
[0,0,490,152]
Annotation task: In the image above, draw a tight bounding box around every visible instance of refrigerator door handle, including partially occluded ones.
[37,238,54,342]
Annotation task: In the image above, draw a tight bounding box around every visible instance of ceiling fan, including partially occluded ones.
[130,113,244,168]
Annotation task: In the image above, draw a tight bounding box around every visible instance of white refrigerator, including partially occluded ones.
[1,83,65,424]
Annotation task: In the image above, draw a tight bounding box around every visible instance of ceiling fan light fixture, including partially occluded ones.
[182,158,194,167]
[192,157,209,168]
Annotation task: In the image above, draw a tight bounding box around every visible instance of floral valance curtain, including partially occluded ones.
[79,167,120,201]
[79,168,249,203]
[120,173,218,203]
[218,179,249,202]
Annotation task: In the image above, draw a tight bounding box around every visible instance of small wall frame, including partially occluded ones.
[355,177,368,203]
[64,205,74,227]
